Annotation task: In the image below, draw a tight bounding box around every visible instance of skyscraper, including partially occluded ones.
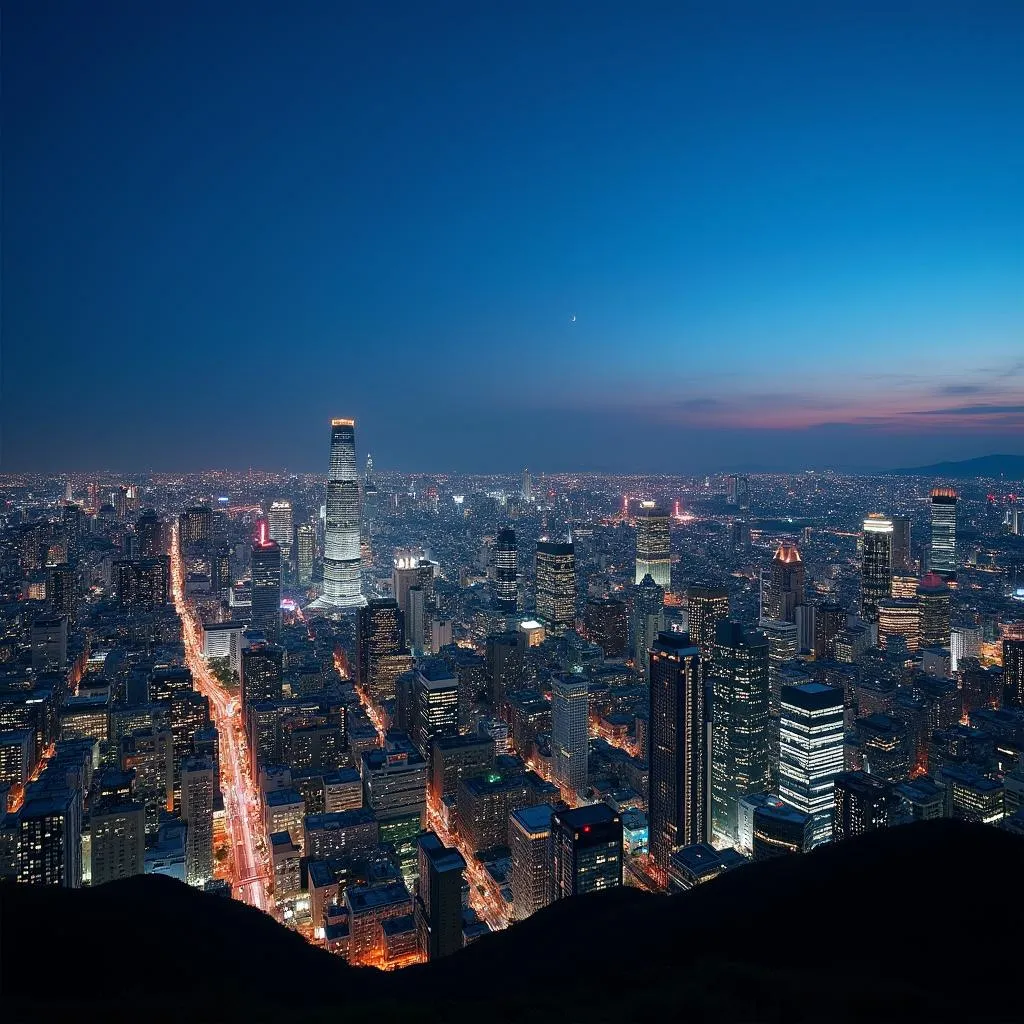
[535,541,576,636]
[550,804,623,899]
[779,682,844,846]
[632,573,665,679]
[136,509,163,558]
[509,804,553,921]
[521,468,533,502]
[295,522,316,585]
[357,599,410,706]
[179,506,212,547]
[891,515,912,574]
[634,501,671,588]
[551,674,589,800]
[181,757,215,887]
[90,798,146,884]
[492,527,518,614]
[318,418,366,608]
[764,544,805,623]
[832,771,897,842]
[250,523,282,642]
[415,831,466,961]
[929,487,958,579]
[877,599,920,655]
[918,573,951,649]
[1003,639,1024,708]
[710,622,771,845]
[861,514,894,622]
[267,501,294,560]
[686,585,730,659]
[648,632,706,871]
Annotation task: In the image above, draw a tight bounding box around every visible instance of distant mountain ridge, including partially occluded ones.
[886,453,1024,479]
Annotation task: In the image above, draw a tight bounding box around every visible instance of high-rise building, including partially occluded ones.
[551,804,623,899]
[357,599,408,706]
[710,622,771,845]
[583,597,628,657]
[891,515,912,574]
[764,544,805,623]
[813,603,847,660]
[267,501,294,560]
[17,788,82,887]
[686,585,729,660]
[181,757,215,887]
[509,803,553,922]
[832,770,897,843]
[136,509,163,558]
[485,631,525,704]
[1004,639,1024,709]
[551,674,589,800]
[918,573,951,650]
[492,528,518,614]
[861,514,894,622]
[632,574,665,680]
[240,642,284,710]
[929,488,958,579]
[877,599,920,655]
[634,501,671,588]
[295,522,316,585]
[250,523,282,642]
[751,803,813,860]
[317,418,365,608]
[415,832,465,961]
[89,798,146,884]
[179,506,212,547]
[648,632,706,870]
[727,474,750,511]
[413,661,460,758]
[521,468,533,502]
[779,683,844,846]
[535,541,576,636]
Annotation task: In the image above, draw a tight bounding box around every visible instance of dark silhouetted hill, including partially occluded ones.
[887,454,1024,478]
[3,821,1023,1022]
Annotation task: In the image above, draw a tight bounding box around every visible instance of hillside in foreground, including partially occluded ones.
[3,820,1022,1023]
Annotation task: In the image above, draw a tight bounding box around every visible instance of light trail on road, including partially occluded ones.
[170,522,271,914]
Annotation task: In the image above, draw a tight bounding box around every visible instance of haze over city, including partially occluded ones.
[4,1,1023,472]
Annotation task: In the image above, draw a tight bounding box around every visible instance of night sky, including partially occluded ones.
[4,1,1023,474]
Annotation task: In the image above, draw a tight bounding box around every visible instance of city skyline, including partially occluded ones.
[4,2,1023,473]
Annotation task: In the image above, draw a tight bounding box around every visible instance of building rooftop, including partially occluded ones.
[305,807,377,832]
[511,803,554,836]
[554,803,619,831]
[265,788,304,808]
[346,880,411,913]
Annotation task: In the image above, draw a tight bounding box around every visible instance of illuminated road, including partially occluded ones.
[350,679,509,933]
[170,522,271,913]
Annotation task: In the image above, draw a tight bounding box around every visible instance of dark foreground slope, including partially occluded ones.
[3,821,1022,1023]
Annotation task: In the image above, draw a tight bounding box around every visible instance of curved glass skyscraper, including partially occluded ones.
[317,419,366,608]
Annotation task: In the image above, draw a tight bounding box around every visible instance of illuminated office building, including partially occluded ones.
[764,544,805,623]
[317,418,365,608]
[551,804,622,899]
[250,524,282,643]
[295,522,316,585]
[1004,639,1024,708]
[779,682,844,846]
[918,573,951,650]
[861,514,894,622]
[535,541,576,636]
[648,632,705,871]
[710,622,771,845]
[832,771,896,841]
[267,501,294,560]
[632,574,665,680]
[492,527,518,613]
[929,488,958,579]
[634,501,671,588]
[877,599,920,654]
[686,585,729,660]
[509,804,553,921]
[357,599,410,706]
[551,674,589,800]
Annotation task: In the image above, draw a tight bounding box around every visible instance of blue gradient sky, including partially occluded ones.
[4,1,1023,473]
